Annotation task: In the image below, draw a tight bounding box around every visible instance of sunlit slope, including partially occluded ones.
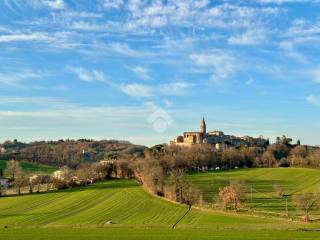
[0,179,284,229]
[187,168,320,214]
[0,160,57,174]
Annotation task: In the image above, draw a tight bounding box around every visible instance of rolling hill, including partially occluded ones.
[0,177,319,240]
[187,168,320,216]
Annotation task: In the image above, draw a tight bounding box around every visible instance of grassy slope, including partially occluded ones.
[0,172,319,239]
[0,160,57,174]
[0,179,280,229]
[187,168,320,215]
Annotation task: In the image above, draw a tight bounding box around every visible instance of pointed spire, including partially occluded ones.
[200,116,206,135]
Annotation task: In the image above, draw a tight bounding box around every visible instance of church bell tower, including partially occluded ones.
[200,116,206,135]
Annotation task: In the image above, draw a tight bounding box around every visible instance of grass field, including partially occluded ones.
[2,228,320,240]
[0,160,57,174]
[0,177,319,240]
[187,168,320,218]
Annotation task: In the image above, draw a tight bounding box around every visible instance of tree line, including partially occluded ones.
[0,139,146,168]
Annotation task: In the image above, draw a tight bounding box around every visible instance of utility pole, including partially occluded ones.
[285,197,288,217]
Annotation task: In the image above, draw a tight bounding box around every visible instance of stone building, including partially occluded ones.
[171,117,269,150]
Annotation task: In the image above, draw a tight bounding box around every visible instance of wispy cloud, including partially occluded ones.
[69,21,104,31]
[257,0,320,4]
[107,42,154,58]
[119,83,153,97]
[66,66,107,83]
[190,50,239,84]
[102,0,123,9]
[30,0,65,10]
[68,66,195,97]
[306,94,320,106]
[0,69,44,88]
[118,82,196,97]
[129,66,151,80]
[0,32,53,43]
[310,67,320,83]
[0,96,71,107]
[228,29,269,45]
[279,41,307,63]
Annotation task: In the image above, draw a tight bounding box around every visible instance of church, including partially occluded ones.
[170,117,269,150]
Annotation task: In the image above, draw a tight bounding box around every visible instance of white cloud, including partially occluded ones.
[285,19,320,41]
[0,69,44,88]
[98,1,281,34]
[310,67,320,83]
[0,32,53,43]
[257,0,320,4]
[129,66,151,80]
[67,66,194,97]
[306,95,319,105]
[31,0,65,10]
[108,42,140,56]
[66,66,106,83]
[279,41,307,63]
[119,83,153,97]
[119,82,195,97]
[190,50,239,84]
[0,96,71,107]
[157,82,196,96]
[108,42,154,58]
[69,21,103,31]
[61,11,103,19]
[102,0,123,9]
[228,29,269,45]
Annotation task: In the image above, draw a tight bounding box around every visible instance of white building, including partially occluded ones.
[0,177,8,188]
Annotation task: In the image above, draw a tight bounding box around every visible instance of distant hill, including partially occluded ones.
[0,160,57,174]
[0,139,146,168]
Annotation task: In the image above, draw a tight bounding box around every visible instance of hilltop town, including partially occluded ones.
[170,117,269,150]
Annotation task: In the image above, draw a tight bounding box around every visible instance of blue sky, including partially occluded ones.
[1,0,320,146]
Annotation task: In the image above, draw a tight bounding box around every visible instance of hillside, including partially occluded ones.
[187,168,320,217]
[0,179,273,228]
[0,139,146,168]
[0,160,57,174]
[0,178,319,240]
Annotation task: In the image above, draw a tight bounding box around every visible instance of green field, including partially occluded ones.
[2,228,320,240]
[0,160,57,174]
[187,168,320,217]
[0,177,320,240]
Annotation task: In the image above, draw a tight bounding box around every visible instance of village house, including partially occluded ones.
[170,117,269,150]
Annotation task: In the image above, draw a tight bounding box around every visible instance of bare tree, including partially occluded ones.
[182,184,201,209]
[294,193,319,222]
[4,160,21,180]
[218,181,245,211]
[261,151,276,168]
[290,145,307,167]
[43,175,52,191]
[13,168,26,195]
[76,164,94,185]
[169,169,186,202]
[91,162,113,182]
[222,149,244,169]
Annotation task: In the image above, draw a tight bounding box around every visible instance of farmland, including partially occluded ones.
[0,175,320,240]
[187,168,320,218]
